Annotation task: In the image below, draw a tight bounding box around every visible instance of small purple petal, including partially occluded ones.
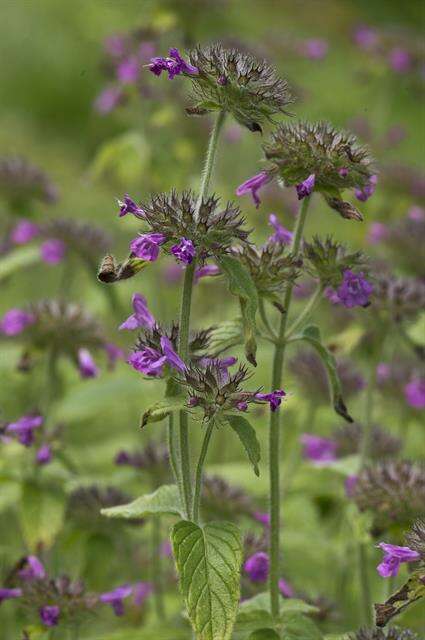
[300,434,337,464]
[268,214,293,245]
[377,543,419,578]
[130,233,166,261]
[171,238,196,265]
[255,390,286,412]
[19,556,46,581]
[335,270,373,308]
[244,552,269,583]
[100,585,133,616]
[0,308,35,336]
[39,605,60,627]
[78,349,98,379]
[296,173,315,200]
[40,239,66,265]
[278,578,294,598]
[404,378,425,410]
[236,171,271,209]
[128,348,167,377]
[367,222,389,245]
[0,588,22,604]
[253,512,270,528]
[355,175,378,202]
[160,336,186,372]
[6,415,43,447]
[119,293,155,331]
[118,194,145,218]
[36,444,52,466]
[133,582,152,606]
[10,219,39,245]
[117,57,139,84]
[94,86,124,115]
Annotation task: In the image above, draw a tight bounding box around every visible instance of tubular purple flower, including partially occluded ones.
[77,349,98,379]
[117,57,139,84]
[36,444,52,466]
[119,293,155,331]
[149,48,198,79]
[195,263,220,282]
[353,25,379,51]
[10,219,39,245]
[268,214,293,245]
[130,233,166,261]
[408,205,424,221]
[389,48,411,73]
[40,239,66,265]
[104,342,125,368]
[39,605,60,627]
[19,556,46,581]
[94,86,124,115]
[133,582,152,606]
[236,400,248,412]
[100,584,133,616]
[0,308,35,336]
[244,552,269,583]
[354,174,378,202]
[300,434,337,464]
[335,270,373,308]
[0,588,22,604]
[278,578,294,598]
[404,378,425,410]
[171,238,196,265]
[300,39,328,60]
[253,512,270,527]
[118,194,145,218]
[6,415,43,447]
[296,173,315,200]
[376,543,419,578]
[255,389,286,412]
[128,348,167,377]
[160,335,186,372]
[236,171,271,209]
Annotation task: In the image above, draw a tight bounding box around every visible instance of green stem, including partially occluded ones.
[192,422,214,523]
[43,348,61,414]
[358,542,373,625]
[176,110,226,520]
[259,298,277,340]
[285,283,324,339]
[151,514,166,620]
[167,413,180,486]
[268,196,311,619]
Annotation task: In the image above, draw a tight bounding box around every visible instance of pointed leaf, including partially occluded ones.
[101,484,182,519]
[218,255,258,365]
[172,519,243,640]
[226,415,261,477]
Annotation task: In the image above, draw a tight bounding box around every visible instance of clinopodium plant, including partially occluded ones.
[98,42,378,639]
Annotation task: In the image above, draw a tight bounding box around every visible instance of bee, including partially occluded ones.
[97,254,117,283]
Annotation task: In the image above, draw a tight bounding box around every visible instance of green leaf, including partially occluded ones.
[172,519,243,640]
[19,482,65,551]
[291,324,353,422]
[207,319,244,356]
[141,397,187,427]
[281,613,323,640]
[0,244,40,281]
[101,484,182,519]
[217,255,258,366]
[249,630,280,640]
[226,415,261,477]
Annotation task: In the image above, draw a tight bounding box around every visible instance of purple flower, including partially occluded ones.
[119,293,155,331]
[130,233,166,261]
[39,605,60,627]
[236,400,248,412]
[256,390,286,412]
[40,239,66,265]
[296,173,315,200]
[160,540,172,557]
[355,174,378,202]
[0,588,22,604]
[408,205,425,221]
[117,57,139,84]
[404,378,425,410]
[236,171,271,209]
[149,48,198,79]
[77,349,98,379]
[253,512,270,528]
[10,219,39,245]
[244,552,269,583]
[0,308,35,336]
[195,263,220,282]
[104,342,125,368]
[104,35,125,57]
[367,222,389,245]
[335,270,373,308]
[100,584,133,616]
[268,214,293,245]
[94,86,124,115]
[377,543,419,578]
[118,194,144,218]
[300,38,328,60]
[353,25,379,51]
[376,362,391,383]
[160,336,186,372]
[133,582,152,606]
[389,48,411,73]
[128,348,167,377]
[19,556,46,581]
[171,238,196,265]
[338,167,349,178]
[345,474,358,497]
[6,415,43,447]
[278,578,294,598]
[199,356,237,384]
[163,262,184,284]
[36,443,52,466]
[300,434,337,464]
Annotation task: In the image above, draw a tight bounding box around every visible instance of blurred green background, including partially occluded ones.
[0,0,424,637]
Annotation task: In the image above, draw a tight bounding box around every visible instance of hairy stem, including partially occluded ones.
[151,514,166,620]
[176,110,226,520]
[192,422,214,523]
[268,195,311,619]
[259,298,278,340]
[285,282,324,339]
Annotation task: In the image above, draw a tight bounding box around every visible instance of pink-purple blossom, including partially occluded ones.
[354,175,378,202]
[195,263,220,281]
[296,173,315,200]
[171,238,196,265]
[236,171,271,209]
[377,543,419,578]
[99,584,133,616]
[117,57,139,84]
[0,308,35,336]
[129,337,185,377]
[130,233,166,261]
[119,293,155,331]
[199,356,237,384]
[94,86,124,115]
[253,512,270,527]
[408,205,424,221]
[338,167,349,178]
[353,25,379,51]
[335,270,373,308]
[104,342,125,368]
[300,434,337,464]
[244,552,269,582]
[39,605,60,627]
[40,239,66,265]
[10,219,39,245]
[367,222,389,245]
[133,582,152,606]
[0,588,22,604]
[388,48,411,73]
[6,415,43,447]
[268,214,293,245]
[345,474,358,497]
[404,378,425,410]
[256,389,286,412]
[300,39,328,60]
[77,349,98,379]
[278,578,294,598]
[36,443,52,465]
[149,48,198,79]
[19,556,46,581]
[118,194,145,218]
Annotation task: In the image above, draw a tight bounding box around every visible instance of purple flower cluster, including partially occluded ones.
[244,552,269,582]
[171,238,196,265]
[326,270,373,309]
[355,174,378,202]
[0,308,35,336]
[149,48,198,80]
[6,414,43,447]
[300,434,337,464]
[268,214,293,245]
[77,348,98,379]
[129,336,185,377]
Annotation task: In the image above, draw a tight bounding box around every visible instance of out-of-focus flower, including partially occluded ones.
[94,86,124,115]
[376,543,419,578]
[77,349,98,379]
[119,293,155,331]
[36,443,52,465]
[202,474,255,521]
[10,219,39,244]
[0,588,22,604]
[6,415,43,447]
[253,512,270,527]
[333,423,401,460]
[236,171,271,208]
[99,584,133,616]
[367,222,389,245]
[388,48,411,73]
[130,233,166,261]
[255,390,286,412]
[328,270,373,308]
[0,308,35,336]
[353,25,379,51]
[278,578,294,598]
[19,556,46,581]
[408,205,424,221]
[244,552,269,583]
[118,194,145,218]
[268,214,293,245]
[117,56,139,83]
[345,475,358,497]
[40,239,67,265]
[372,274,425,322]
[195,263,220,281]
[39,605,60,627]
[300,39,328,60]
[296,173,315,200]
[149,48,198,79]
[354,175,378,202]
[104,342,125,368]
[404,378,425,410]
[300,434,337,464]
[133,582,152,606]
[171,237,196,265]
[0,156,58,206]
